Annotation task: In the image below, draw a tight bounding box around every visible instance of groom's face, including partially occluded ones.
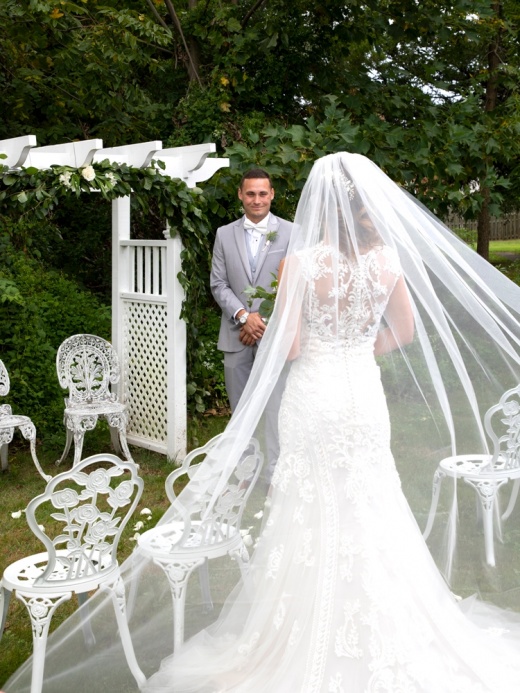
[238,178,274,224]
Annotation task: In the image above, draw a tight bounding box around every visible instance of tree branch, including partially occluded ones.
[163,0,202,86]
[144,0,170,31]
[242,0,268,29]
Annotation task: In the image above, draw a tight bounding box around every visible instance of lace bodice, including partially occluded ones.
[298,243,401,351]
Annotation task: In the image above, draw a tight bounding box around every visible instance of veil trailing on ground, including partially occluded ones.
[5,152,520,692]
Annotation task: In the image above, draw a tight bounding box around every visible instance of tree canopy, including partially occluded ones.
[1,0,520,422]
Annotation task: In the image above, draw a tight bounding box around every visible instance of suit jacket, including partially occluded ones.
[210,214,293,352]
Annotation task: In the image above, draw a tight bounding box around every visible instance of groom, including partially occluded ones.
[210,169,292,476]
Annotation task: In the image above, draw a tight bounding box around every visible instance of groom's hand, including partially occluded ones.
[239,312,266,344]
[239,329,256,346]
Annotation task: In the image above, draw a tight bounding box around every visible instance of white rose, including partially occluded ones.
[11,510,22,519]
[59,171,73,188]
[81,165,96,181]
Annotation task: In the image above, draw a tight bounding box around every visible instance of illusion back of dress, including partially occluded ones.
[298,243,401,354]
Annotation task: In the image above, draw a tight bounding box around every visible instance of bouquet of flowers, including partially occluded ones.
[243,274,278,323]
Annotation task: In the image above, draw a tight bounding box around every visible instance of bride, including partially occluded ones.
[5,152,520,692]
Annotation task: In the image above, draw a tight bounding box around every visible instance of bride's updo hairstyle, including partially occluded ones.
[6,152,520,692]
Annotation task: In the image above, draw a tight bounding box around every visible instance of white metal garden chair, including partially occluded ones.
[0,358,49,481]
[0,453,146,693]
[137,434,263,649]
[55,334,133,468]
[423,383,520,566]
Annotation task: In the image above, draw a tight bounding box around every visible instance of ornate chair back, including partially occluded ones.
[28,454,143,587]
[165,434,264,548]
[484,383,520,472]
[56,334,120,406]
[0,359,10,398]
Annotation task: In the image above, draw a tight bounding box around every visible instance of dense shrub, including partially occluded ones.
[0,240,111,437]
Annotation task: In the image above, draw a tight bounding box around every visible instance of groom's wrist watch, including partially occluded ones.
[239,311,249,325]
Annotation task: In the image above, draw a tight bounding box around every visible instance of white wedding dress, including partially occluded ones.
[145,244,520,693]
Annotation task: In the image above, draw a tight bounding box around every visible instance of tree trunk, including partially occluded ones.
[477,1,502,260]
[476,187,491,260]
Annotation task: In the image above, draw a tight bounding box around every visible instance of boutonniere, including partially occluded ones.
[263,230,278,251]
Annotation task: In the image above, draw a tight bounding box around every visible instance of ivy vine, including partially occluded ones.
[0,155,215,414]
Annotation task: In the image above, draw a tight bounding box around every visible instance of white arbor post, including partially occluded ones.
[1,136,228,462]
[111,142,228,461]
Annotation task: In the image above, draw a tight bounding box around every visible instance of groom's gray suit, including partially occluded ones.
[211,213,292,476]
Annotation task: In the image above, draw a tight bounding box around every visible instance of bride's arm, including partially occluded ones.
[374,275,414,356]
[278,258,302,361]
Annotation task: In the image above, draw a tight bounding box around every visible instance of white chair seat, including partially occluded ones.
[1,414,33,429]
[440,453,515,479]
[64,400,126,417]
[3,549,117,596]
[424,385,520,567]
[139,521,242,559]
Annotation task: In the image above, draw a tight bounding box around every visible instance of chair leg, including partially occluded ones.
[423,467,446,540]
[198,559,214,613]
[106,412,133,463]
[19,422,51,482]
[16,590,72,693]
[466,479,502,567]
[69,415,97,467]
[77,591,96,648]
[105,576,146,688]
[156,557,205,650]
[56,425,73,466]
[109,425,122,455]
[0,443,8,472]
[0,585,12,640]
[502,478,520,521]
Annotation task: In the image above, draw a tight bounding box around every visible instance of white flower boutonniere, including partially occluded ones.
[263,230,278,251]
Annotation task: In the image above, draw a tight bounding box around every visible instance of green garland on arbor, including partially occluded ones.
[0,156,214,414]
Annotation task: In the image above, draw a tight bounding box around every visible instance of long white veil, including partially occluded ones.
[5,152,520,692]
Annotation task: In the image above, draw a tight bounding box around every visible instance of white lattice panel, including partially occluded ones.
[122,300,168,451]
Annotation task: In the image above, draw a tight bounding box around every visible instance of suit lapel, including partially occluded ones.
[233,219,252,282]
[254,215,280,279]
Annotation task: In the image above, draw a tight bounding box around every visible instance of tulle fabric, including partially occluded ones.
[5,152,520,692]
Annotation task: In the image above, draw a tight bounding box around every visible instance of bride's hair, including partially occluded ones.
[333,166,382,256]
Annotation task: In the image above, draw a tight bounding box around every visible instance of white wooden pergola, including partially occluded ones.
[1,136,229,460]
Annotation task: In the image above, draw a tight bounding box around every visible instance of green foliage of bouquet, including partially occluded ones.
[244,274,278,322]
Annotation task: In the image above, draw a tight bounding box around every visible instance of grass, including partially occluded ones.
[2,237,520,688]
[0,416,228,688]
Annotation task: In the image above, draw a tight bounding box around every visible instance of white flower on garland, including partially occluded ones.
[106,171,117,187]
[59,171,73,189]
[81,165,96,182]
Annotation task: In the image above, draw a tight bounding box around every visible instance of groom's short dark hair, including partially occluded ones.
[240,168,272,189]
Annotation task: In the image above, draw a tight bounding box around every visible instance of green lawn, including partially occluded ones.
[0,416,228,688]
[2,238,520,688]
